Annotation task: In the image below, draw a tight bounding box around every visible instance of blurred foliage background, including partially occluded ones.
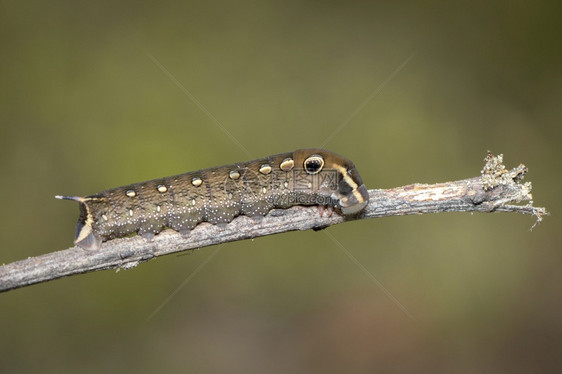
[1,0,560,372]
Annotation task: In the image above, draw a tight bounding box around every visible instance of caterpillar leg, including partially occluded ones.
[318,205,334,218]
[74,220,102,250]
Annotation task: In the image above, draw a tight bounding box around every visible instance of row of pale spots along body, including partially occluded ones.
[56,149,369,250]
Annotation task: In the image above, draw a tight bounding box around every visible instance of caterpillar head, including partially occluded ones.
[294,149,369,215]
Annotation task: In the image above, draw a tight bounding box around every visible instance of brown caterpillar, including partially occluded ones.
[56,149,369,250]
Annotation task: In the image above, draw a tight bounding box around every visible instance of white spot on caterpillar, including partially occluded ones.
[262,187,267,194]
[129,209,133,217]
[229,170,240,179]
[259,164,272,175]
[126,190,136,197]
[191,177,202,187]
[157,184,167,193]
[102,214,108,221]
[156,205,161,212]
[280,158,294,171]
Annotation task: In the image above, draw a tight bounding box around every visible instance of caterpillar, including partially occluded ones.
[56,149,369,250]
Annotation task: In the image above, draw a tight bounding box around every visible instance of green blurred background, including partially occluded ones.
[1,0,560,372]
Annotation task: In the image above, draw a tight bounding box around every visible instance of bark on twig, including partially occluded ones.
[0,153,547,292]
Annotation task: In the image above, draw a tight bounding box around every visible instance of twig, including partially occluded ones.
[0,153,547,292]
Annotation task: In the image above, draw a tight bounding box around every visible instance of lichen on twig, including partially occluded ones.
[481,151,528,190]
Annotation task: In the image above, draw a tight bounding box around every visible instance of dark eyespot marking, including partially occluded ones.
[304,155,324,175]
